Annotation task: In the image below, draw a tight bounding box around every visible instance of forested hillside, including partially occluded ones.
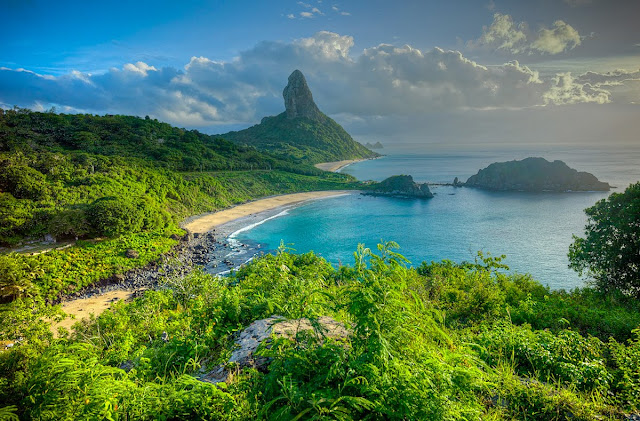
[0,109,358,246]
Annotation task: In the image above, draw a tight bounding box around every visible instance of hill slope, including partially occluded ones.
[0,108,359,247]
[220,70,379,164]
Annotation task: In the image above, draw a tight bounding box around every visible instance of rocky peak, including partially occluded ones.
[283,69,322,121]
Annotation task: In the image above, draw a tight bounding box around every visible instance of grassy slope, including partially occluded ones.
[1,246,639,419]
[221,112,380,164]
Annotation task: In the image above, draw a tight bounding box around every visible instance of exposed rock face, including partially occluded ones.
[221,69,379,163]
[364,175,434,199]
[465,157,611,192]
[200,315,349,384]
[283,70,322,121]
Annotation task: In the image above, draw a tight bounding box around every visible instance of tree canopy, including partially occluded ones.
[569,182,640,296]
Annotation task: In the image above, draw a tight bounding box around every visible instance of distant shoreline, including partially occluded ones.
[314,156,381,173]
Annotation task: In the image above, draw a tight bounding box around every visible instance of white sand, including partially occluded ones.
[183,190,355,234]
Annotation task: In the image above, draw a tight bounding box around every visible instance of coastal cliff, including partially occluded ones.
[364,175,434,198]
[465,157,611,192]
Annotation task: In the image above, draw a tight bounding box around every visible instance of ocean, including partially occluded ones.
[230,143,640,290]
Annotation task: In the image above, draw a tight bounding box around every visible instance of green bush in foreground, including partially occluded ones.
[1,244,639,419]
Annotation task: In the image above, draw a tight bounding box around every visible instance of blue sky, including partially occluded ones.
[1,0,639,144]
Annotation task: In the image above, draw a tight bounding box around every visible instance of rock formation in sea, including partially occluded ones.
[465,157,611,192]
[364,175,434,198]
[364,141,384,149]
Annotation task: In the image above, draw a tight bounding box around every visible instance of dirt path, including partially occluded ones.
[52,290,138,336]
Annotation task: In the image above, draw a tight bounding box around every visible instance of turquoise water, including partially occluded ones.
[234,145,640,290]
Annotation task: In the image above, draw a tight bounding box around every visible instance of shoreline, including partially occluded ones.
[314,156,381,173]
[52,190,359,334]
[183,190,357,234]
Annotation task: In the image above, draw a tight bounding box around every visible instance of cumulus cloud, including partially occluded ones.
[476,13,528,54]
[0,31,635,129]
[531,20,581,54]
[473,13,583,55]
[543,73,609,105]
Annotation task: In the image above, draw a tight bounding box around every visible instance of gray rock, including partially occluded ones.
[200,315,349,384]
[283,70,322,121]
[125,249,140,259]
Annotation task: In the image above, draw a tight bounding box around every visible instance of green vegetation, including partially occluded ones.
[2,244,639,419]
[365,174,434,198]
[221,112,379,164]
[1,108,639,419]
[0,108,361,302]
[465,157,611,192]
[570,182,640,297]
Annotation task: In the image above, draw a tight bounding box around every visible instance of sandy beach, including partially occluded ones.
[51,190,357,334]
[183,190,356,234]
[314,159,362,172]
[53,290,136,336]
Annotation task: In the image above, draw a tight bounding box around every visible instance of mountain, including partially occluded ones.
[465,157,611,192]
[220,70,379,164]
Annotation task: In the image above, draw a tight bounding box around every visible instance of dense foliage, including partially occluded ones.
[0,109,361,246]
[0,108,320,175]
[1,244,639,420]
[221,112,379,164]
[570,182,640,297]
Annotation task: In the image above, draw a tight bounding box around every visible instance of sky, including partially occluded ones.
[1,0,639,147]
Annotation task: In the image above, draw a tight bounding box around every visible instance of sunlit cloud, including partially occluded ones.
[472,13,584,55]
[0,31,636,129]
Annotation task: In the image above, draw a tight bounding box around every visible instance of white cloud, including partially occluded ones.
[300,11,313,18]
[311,7,323,15]
[473,13,583,55]
[287,13,295,19]
[341,11,350,15]
[475,13,528,54]
[531,20,581,54]
[0,32,635,129]
[543,72,609,104]
[296,31,354,60]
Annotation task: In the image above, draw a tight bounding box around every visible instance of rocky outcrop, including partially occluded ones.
[364,142,384,149]
[283,69,322,121]
[220,70,379,164]
[364,175,434,199]
[465,157,611,192]
[200,315,349,384]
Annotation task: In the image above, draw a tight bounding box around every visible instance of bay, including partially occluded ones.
[234,144,640,290]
